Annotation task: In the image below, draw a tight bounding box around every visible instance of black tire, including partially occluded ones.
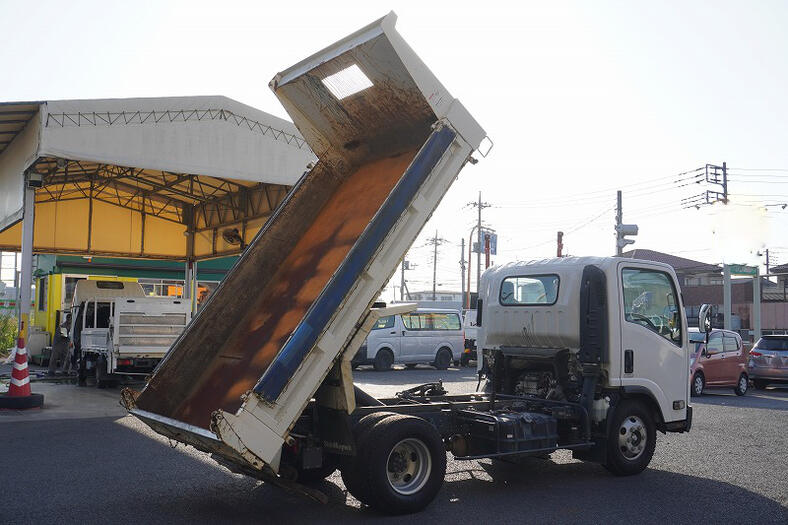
[691,372,705,397]
[341,412,398,505]
[95,357,112,389]
[373,349,394,372]
[77,355,87,387]
[355,414,446,515]
[433,348,452,370]
[733,373,748,396]
[753,379,768,390]
[604,399,656,476]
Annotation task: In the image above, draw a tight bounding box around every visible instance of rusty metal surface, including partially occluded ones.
[135,150,416,429]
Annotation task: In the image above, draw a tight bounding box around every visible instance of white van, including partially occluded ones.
[352,308,464,371]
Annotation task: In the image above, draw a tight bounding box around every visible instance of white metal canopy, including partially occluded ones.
[0,96,316,259]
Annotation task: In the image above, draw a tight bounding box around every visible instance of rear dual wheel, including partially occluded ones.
[342,413,446,515]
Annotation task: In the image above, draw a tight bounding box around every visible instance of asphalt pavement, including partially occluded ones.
[1,366,786,524]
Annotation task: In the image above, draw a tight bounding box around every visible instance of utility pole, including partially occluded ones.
[426,231,446,301]
[400,258,413,301]
[615,190,638,256]
[556,231,564,258]
[400,259,406,301]
[460,238,466,306]
[467,191,491,297]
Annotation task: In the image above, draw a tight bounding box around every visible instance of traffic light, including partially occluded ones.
[616,223,638,253]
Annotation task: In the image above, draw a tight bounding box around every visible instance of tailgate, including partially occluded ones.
[128,12,486,471]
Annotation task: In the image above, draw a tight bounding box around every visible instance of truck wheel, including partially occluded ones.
[373,349,394,371]
[95,357,111,389]
[433,348,452,370]
[753,379,768,390]
[356,414,446,515]
[77,355,87,387]
[604,400,656,476]
[733,374,748,396]
[691,373,704,397]
[341,412,398,505]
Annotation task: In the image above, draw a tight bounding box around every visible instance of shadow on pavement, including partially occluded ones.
[4,414,785,524]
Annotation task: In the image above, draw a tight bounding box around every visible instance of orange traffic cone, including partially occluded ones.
[0,322,44,409]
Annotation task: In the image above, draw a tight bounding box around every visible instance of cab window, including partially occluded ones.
[372,316,395,330]
[500,275,559,305]
[622,268,682,346]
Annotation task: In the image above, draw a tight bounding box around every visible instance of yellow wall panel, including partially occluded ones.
[91,200,140,254]
[194,229,213,258]
[0,221,21,248]
[144,215,186,257]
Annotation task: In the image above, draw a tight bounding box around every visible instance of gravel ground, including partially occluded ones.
[1,368,785,524]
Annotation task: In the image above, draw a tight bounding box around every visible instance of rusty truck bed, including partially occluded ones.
[135,151,418,428]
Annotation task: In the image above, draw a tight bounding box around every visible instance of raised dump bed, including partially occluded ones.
[125,11,486,483]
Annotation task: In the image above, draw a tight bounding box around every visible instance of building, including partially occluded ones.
[620,249,722,286]
[622,248,788,338]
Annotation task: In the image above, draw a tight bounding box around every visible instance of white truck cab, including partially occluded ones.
[477,256,691,464]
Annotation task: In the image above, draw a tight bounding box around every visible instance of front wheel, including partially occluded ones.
[604,399,656,476]
[734,373,748,396]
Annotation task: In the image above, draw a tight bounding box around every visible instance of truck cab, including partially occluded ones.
[477,257,691,466]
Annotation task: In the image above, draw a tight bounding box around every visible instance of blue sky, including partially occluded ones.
[2,1,786,295]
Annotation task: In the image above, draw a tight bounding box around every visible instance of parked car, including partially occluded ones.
[748,335,788,389]
[688,327,748,396]
[352,308,464,371]
[460,309,477,366]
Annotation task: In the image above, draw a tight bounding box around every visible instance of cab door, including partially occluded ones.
[619,264,688,423]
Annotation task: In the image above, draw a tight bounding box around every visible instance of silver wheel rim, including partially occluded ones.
[618,415,647,460]
[386,438,431,495]
[739,376,747,392]
[694,375,703,395]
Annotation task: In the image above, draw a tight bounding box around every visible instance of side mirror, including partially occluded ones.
[698,304,712,344]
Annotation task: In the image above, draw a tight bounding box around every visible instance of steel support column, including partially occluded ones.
[18,178,35,340]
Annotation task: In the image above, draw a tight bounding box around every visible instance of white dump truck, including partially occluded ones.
[122,13,693,515]
[69,280,191,387]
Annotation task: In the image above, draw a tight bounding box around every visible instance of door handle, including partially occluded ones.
[624,349,634,374]
[390,331,396,335]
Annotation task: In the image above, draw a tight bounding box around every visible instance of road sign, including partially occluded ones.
[728,264,757,276]
[473,231,497,255]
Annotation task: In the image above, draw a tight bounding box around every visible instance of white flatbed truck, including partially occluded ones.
[122,13,692,515]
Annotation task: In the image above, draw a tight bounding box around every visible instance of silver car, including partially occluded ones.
[352,308,464,371]
[748,335,788,389]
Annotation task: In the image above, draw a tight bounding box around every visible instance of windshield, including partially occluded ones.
[754,337,788,351]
